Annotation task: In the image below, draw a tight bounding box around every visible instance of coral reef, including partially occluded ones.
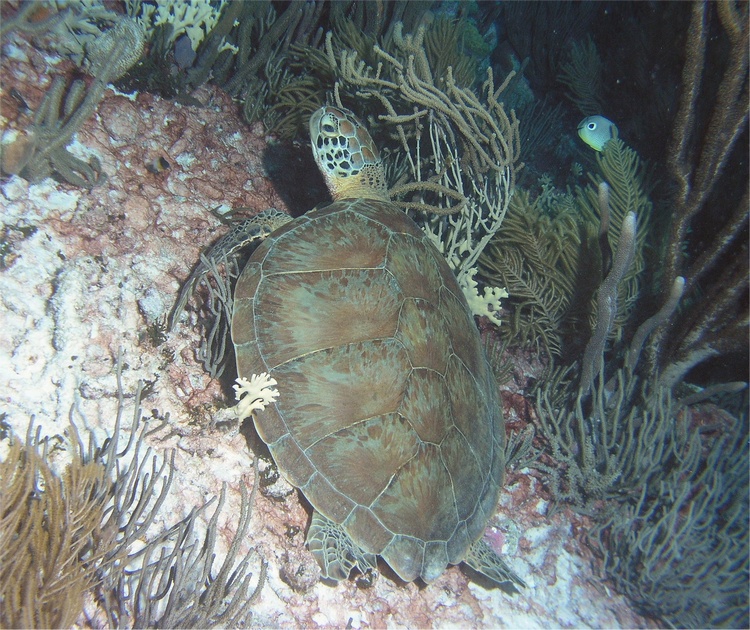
[130,0,230,53]
[322,22,520,320]
[535,361,748,627]
[499,1,595,96]
[577,207,636,397]
[593,410,748,628]
[528,204,748,626]
[505,1,748,389]
[477,6,748,626]
[480,134,652,362]
[1,2,746,627]
[482,196,581,356]
[0,24,650,628]
[483,0,748,387]
[0,13,145,187]
[0,421,116,628]
[0,359,264,628]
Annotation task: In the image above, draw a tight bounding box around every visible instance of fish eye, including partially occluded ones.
[587,122,597,130]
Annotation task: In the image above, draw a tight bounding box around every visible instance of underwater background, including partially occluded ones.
[0,1,747,627]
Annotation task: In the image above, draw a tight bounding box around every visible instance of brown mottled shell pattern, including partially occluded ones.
[232,197,505,583]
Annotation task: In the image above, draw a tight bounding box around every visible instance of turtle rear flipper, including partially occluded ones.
[307,511,377,582]
[464,537,526,592]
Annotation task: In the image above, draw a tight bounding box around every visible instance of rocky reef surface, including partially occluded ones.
[0,32,650,628]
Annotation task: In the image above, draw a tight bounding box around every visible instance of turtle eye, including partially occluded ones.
[321,114,337,134]
[588,122,597,130]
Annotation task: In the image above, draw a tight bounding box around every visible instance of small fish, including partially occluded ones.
[578,115,617,151]
[145,156,170,174]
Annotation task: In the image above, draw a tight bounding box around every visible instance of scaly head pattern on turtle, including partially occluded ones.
[230,105,524,590]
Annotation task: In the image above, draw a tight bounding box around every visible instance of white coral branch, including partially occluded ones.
[233,373,279,420]
[138,0,229,51]
[418,119,511,326]
[460,267,508,326]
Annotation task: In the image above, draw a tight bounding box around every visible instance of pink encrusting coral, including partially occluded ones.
[0,32,650,628]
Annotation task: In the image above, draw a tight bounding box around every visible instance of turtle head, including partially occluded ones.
[310,106,389,202]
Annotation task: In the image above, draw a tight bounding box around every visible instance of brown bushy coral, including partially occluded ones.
[0,423,117,628]
[0,364,264,627]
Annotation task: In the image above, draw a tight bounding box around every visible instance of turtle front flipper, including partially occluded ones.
[464,537,526,592]
[169,209,291,331]
[307,511,377,581]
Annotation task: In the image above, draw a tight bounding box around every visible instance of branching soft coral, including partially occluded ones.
[0,15,145,187]
[0,422,116,628]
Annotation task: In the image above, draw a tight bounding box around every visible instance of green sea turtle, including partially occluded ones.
[190,105,523,589]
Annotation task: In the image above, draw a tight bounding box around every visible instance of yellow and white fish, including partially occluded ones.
[578,115,617,151]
